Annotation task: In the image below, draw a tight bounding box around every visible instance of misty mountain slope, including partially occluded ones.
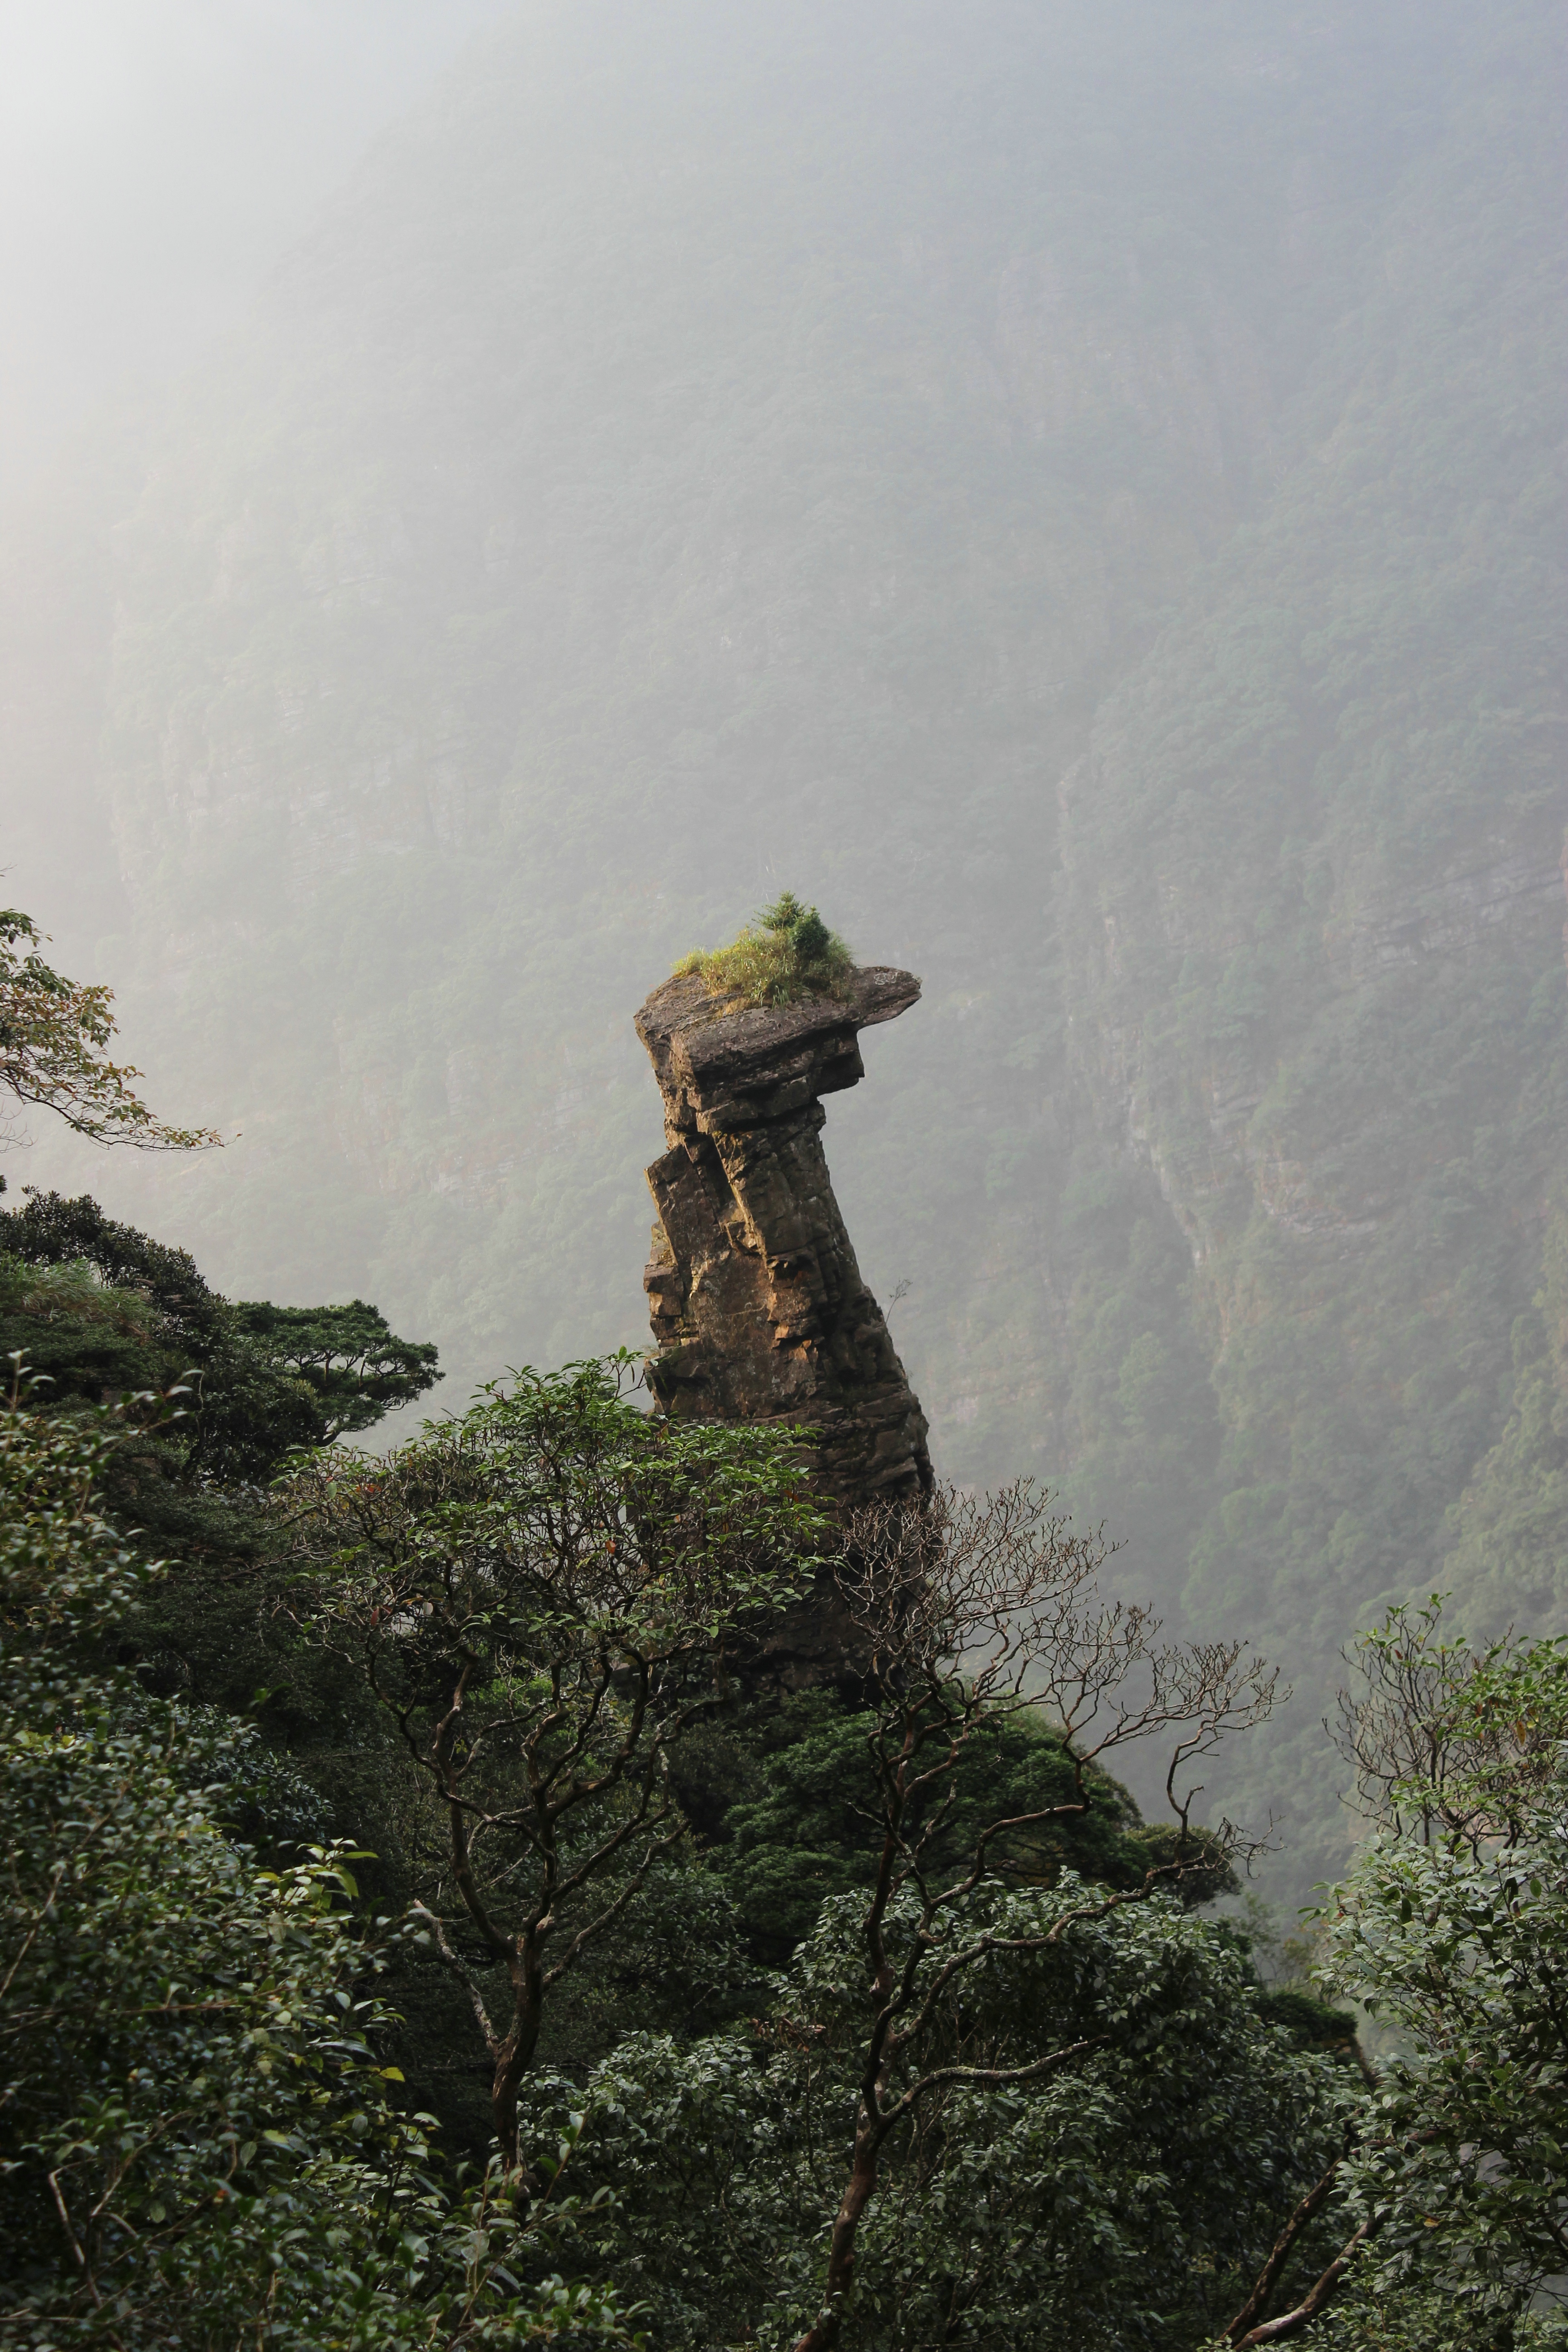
[4,0,1564,1881]
[1052,8,1568,1856]
[1438,1203,1568,1639]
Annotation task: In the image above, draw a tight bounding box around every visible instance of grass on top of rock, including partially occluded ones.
[674,890,854,1009]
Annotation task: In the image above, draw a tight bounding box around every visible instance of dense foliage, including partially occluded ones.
[551,1886,1344,2349]
[0,1345,1356,2349]
[4,1266,1565,2344]
[708,1690,1204,1966]
[0,1188,438,1737]
[1322,1796,1568,2340]
[0,1396,638,2347]
[287,1355,826,2171]
[0,1188,439,1479]
[1270,1602,1568,2349]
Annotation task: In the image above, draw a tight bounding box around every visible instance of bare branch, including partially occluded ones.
[47,2172,103,2313]
[867,2032,1107,2154]
[1223,2159,1344,2342]
[409,1903,501,2059]
[541,1818,687,1990]
[1234,2218,1375,2343]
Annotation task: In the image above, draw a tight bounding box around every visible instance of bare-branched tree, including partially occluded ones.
[1329,1592,1568,1853]
[789,1479,1279,2352]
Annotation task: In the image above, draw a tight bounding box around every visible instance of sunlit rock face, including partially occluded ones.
[636,965,931,1513]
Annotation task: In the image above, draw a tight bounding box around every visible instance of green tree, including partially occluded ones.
[786,1484,1280,2351]
[1218,1600,1568,2346]
[0,1188,439,1483]
[289,1356,824,2183]
[0,1388,639,2347]
[1330,1593,1568,1852]
[0,1188,439,1763]
[710,1684,1224,1969]
[540,1885,1342,2347]
[0,911,217,1152]
[1309,1785,1568,2347]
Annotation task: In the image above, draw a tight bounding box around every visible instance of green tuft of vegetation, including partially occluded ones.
[673,890,854,1009]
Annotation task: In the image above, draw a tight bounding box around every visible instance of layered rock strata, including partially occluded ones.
[636,965,931,1518]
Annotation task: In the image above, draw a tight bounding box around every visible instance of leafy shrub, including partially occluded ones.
[0,1391,640,2347]
[672,891,853,1009]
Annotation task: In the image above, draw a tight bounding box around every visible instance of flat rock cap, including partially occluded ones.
[636,966,920,1106]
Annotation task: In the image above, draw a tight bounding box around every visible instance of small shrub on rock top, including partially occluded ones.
[673,891,853,1008]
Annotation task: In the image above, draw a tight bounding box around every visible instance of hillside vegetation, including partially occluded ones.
[1,0,1564,1885]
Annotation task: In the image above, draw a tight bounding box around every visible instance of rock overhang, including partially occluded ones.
[635,966,921,1137]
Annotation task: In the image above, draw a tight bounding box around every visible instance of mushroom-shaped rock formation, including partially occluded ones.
[636,964,932,1511]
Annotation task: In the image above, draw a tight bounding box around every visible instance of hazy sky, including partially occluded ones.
[0,0,510,496]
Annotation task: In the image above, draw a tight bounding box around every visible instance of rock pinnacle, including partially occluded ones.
[636,963,932,1511]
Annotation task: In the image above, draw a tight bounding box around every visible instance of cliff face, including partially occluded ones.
[636,966,930,1510]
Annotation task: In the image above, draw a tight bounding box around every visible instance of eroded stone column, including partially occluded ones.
[635,964,931,1513]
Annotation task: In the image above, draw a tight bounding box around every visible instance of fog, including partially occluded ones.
[0,0,506,496]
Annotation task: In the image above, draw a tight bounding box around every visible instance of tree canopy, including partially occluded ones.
[0,911,218,1152]
[0,1392,640,2347]
[288,1355,824,2176]
[0,1188,440,1482]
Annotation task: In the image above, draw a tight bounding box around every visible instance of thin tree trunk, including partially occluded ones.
[1224,2159,1342,2342]
[492,1934,546,2183]
[1235,2218,1375,2344]
[792,1804,905,2351]
[793,2117,881,2352]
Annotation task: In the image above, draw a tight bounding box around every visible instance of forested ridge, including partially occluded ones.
[0,0,1563,2148]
